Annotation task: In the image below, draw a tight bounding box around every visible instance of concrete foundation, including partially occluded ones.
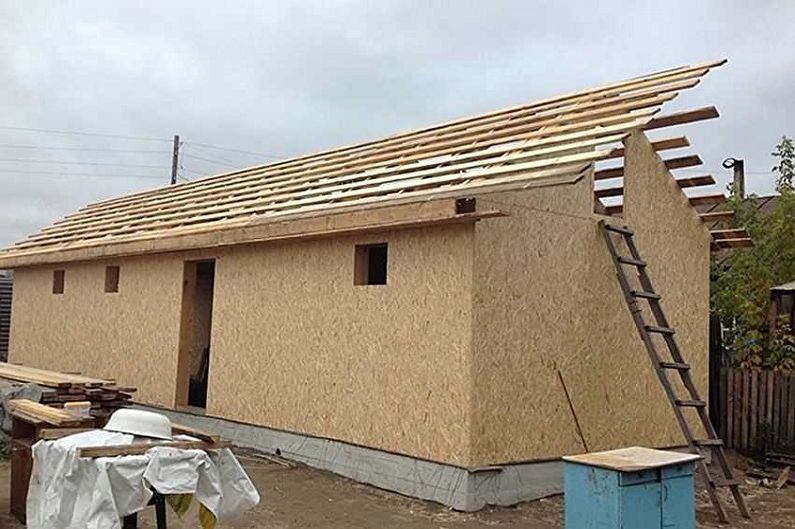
[137,404,563,511]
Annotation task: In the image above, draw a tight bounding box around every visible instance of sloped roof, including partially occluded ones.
[0,60,725,266]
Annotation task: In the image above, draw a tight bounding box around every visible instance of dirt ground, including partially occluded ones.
[2,449,795,528]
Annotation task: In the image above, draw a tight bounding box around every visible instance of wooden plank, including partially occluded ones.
[643,106,720,130]
[171,423,220,443]
[714,238,753,249]
[77,440,232,458]
[741,369,750,449]
[688,194,726,207]
[21,135,627,245]
[0,61,727,265]
[789,374,795,447]
[38,428,94,440]
[734,370,743,449]
[674,174,716,188]
[594,155,703,181]
[78,64,720,215]
[773,373,782,446]
[594,174,714,199]
[750,369,758,449]
[711,228,749,240]
[602,136,690,159]
[725,368,734,447]
[766,370,775,446]
[699,210,735,223]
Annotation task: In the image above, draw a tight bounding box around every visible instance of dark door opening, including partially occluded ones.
[176,260,215,409]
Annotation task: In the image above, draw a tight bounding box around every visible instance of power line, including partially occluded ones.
[0,143,170,154]
[0,124,170,142]
[185,141,283,159]
[0,157,168,169]
[0,168,164,179]
[182,152,240,168]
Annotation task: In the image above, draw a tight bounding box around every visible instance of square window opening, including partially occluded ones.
[52,270,65,294]
[105,265,120,293]
[354,243,388,285]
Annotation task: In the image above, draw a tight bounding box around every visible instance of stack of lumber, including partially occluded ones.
[9,399,87,427]
[0,363,135,421]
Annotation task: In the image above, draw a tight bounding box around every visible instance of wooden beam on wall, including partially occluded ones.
[604,136,690,160]
[595,174,715,199]
[713,238,754,249]
[643,106,720,130]
[700,211,735,223]
[689,194,726,207]
[711,228,750,240]
[594,154,703,180]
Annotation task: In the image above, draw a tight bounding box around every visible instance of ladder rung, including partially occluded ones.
[660,362,690,370]
[604,224,634,235]
[645,325,675,335]
[617,256,647,267]
[694,438,724,447]
[676,399,706,408]
[631,290,661,300]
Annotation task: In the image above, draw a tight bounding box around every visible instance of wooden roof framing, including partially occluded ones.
[0,60,726,268]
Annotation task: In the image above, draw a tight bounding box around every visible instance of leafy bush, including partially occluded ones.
[711,137,795,369]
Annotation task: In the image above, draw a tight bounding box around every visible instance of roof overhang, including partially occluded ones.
[0,197,508,268]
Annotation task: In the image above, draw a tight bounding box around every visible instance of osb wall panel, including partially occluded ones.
[8,256,185,406]
[207,224,476,466]
[622,130,712,439]
[471,151,709,465]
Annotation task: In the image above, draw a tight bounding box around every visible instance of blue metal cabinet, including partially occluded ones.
[563,447,700,529]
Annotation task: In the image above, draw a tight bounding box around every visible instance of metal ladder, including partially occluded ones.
[599,220,749,523]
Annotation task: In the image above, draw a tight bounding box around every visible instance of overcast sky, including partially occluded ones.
[0,1,793,248]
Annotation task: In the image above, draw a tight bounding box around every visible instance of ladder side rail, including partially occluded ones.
[612,223,749,520]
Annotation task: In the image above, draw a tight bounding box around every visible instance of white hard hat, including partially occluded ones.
[104,409,172,440]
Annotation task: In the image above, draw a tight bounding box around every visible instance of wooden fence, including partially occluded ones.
[720,367,795,451]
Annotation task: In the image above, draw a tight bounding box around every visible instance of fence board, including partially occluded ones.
[750,370,758,447]
[784,375,795,445]
[720,368,795,452]
[725,369,734,448]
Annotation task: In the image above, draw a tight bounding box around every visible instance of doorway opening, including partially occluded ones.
[176,260,215,409]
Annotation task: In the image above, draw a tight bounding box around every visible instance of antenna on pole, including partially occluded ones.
[170,134,180,185]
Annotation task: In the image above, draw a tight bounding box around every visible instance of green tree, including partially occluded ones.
[711,137,795,369]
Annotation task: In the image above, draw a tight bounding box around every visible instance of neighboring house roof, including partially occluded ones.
[697,194,778,216]
[0,60,725,267]
[772,280,795,292]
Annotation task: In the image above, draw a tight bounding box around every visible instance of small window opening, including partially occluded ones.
[354,243,388,285]
[52,270,65,294]
[104,265,120,293]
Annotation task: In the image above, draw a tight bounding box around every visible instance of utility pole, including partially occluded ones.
[170,134,180,185]
[722,157,745,199]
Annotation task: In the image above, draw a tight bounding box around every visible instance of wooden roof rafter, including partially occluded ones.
[0,60,727,266]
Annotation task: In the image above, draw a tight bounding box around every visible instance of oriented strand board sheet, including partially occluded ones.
[207,224,476,466]
[470,135,710,465]
[563,446,701,472]
[622,130,712,439]
[8,256,185,406]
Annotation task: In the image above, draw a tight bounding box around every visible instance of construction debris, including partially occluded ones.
[747,451,795,489]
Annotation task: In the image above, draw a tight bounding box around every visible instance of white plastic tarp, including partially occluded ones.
[27,430,260,529]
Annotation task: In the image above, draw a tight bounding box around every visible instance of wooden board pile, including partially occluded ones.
[0,362,135,422]
[8,399,88,427]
